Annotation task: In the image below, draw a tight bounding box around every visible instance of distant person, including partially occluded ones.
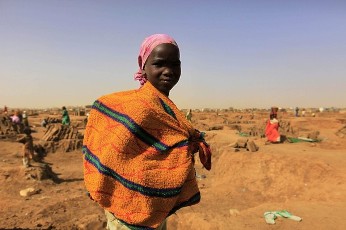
[83,112,90,126]
[17,110,23,124]
[22,111,29,127]
[83,34,212,230]
[10,112,20,124]
[186,109,192,122]
[301,109,306,117]
[265,107,281,143]
[295,107,299,117]
[41,118,48,128]
[3,105,8,115]
[10,111,22,133]
[17,127,34,168]
[269,107,278,120]
[61,106,70,126]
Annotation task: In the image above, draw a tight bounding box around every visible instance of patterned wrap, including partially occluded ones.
[83,81,211,229]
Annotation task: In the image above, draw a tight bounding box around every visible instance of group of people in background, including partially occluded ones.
[3,105,71,129]
[2,106,34,168]
[2,107,30,134]
[2,105,71,168]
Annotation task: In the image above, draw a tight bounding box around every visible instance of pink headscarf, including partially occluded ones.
[134,34,178,85]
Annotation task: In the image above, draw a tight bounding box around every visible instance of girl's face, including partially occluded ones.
[143,43,181,96]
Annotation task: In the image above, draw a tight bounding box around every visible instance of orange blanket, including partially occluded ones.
[83,82,211,229]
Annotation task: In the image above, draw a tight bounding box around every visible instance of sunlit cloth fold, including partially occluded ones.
[83,81,211,229]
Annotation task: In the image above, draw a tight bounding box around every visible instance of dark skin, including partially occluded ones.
[142,43,181,96]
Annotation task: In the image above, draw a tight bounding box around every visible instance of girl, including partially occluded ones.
[83,34,211,230]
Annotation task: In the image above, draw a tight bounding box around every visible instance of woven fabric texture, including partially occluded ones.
[83,82,209,229]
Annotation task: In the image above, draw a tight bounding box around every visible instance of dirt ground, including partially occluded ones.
[1,110,346,230]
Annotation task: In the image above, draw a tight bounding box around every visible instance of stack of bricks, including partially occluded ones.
[40,124,83,153]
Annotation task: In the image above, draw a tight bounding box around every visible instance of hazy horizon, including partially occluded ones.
[1,1,346,110]
[2,104,345,111]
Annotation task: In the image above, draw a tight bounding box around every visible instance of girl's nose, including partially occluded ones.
[163,67,174,75]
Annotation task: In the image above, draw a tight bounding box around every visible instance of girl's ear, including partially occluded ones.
[138,56,146,75]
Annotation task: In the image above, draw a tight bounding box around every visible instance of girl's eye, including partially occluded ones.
[153,62,163,67]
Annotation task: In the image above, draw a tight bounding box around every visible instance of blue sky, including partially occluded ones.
[1,0,345,109]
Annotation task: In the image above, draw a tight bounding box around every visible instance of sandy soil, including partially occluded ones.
[1,111,346,229]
